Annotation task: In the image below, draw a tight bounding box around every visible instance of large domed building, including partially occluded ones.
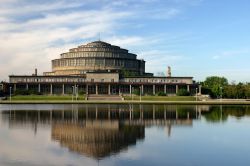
[5,40,201,97]
[44,41,146,76]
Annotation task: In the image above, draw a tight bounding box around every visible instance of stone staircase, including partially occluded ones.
[86,94,124,101]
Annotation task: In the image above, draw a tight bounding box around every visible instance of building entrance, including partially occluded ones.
[98,85,108,94]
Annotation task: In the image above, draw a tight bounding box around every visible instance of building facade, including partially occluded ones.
[5,41,201,96]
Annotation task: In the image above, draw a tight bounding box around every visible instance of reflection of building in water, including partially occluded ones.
[1,104,210,158]
[52,120,144,159]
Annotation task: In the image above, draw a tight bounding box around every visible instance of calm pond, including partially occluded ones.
[0,104,250,166]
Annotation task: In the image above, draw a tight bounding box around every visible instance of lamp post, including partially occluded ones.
[10,87,12,101]
[195,88,198,101]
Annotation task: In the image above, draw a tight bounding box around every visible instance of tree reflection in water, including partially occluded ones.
[203,105,250,122]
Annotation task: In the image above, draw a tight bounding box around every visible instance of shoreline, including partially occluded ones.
[1,100,250,105]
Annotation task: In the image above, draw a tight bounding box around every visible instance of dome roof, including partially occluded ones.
[85,41,112,48]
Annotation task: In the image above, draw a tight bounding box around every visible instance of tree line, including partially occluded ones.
[201,76,250,99]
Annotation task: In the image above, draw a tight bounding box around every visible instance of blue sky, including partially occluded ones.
[0,0,249,82]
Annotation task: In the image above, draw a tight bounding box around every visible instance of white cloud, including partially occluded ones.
[0,4,133,80]
[0,0,203,80]
[0,1,84,16]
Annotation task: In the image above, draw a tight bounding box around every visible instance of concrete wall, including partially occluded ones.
[122,77,193,84]
[86,73,119,82]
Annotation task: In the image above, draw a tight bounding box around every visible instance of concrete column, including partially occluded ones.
[176,85,179,94]
[38,84,41,93]
[176,110,178,119]
[153,85,155,95]
[13,84,16,92]
[187,112,190,119]
[129,84,132,96]
[199,85,202,95]
[95,84,98,95]
[86,84,88,95]
[164,84,166,94]
[118,86,121,95]
[50,84,53,95]
[187,85,190,92]
[62,84,65,95]
[108,84,111,95]
[141,85,144,95]
[26,84,29,90]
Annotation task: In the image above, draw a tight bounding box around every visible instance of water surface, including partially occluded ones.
[0,104,250,166]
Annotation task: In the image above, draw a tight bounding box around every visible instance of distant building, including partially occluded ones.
[4,41,201,95]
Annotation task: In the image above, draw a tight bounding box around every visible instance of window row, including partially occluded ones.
[61,52,135,59]
[73,47,128,53]
[10,78,86,83]
[53,59,143,68]
[124,79,188,83]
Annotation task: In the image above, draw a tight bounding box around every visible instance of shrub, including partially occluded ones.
[0,90,5,97]
[14,89,31,95]
[157,91,166,96]
[79,91,85,95]
[133,89,140,95]
[177,89,190,96]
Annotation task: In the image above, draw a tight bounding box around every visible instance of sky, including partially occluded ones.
[0,0,250,83]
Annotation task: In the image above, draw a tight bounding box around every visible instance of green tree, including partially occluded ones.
[224,85,237,98]
[246,84,250,98]
[203,76,228,98]
[236,83,245,98]
[224,83,249,99]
